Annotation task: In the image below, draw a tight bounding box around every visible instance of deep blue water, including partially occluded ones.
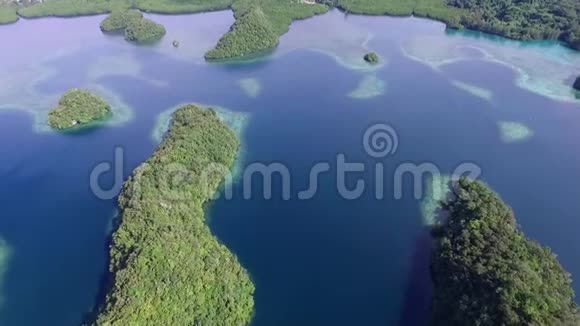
[1,11,580,326]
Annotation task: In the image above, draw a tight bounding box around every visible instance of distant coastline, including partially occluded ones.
[1,0,578,59]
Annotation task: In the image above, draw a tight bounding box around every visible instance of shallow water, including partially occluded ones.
[0,9,580,326]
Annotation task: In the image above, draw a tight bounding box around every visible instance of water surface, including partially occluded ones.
[0,9,579,326]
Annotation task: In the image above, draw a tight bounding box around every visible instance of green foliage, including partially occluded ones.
[99,9,165,43]
[18,0,127,18]
[18,0,231,18]
[135,0,231,14]
[11,0,580,57]
[336,0,465,25]
[0,5,18,24]
[124,16,166,43]
[95,104,254,325]
[205,0,328,60]
[205,6,278,60]
[100,9,142,32]
[363,52,379,63]
[448,0,580,50]
[431,178,580,325]
[48,88,111,130]
[337,0,414,16]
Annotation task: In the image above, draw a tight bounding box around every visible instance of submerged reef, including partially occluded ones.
[451,80,493,101]
[0,238,11,308]
[402,33,580,102]
[420,174,451,226]
[348,74,386,99]
[277,10,384,71]
[0,63,133,133]
[238,78,262,98]
[498,121,534,143]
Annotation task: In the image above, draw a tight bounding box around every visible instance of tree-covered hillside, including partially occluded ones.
[448,0,580,50]
[206,0,328,60]
[431,178,579,325]
[95,105,254,325]
[0,4,17,24]
[4,0,580,55]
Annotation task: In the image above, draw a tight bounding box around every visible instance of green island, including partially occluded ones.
[100,9,166,43]
[94,104,254,325]
[363,52,379,64]
[99,9,142,32]
[48,89,111,130]
[1,0,579,57]
[124,16,166,43]
[430,178,580,325]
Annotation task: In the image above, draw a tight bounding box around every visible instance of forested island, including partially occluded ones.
[100,9,165,43]
[94,104,254,325]
[48,89,111,130]
[431,178,579,325]
[363,52,379,64]
[1,0,579,58]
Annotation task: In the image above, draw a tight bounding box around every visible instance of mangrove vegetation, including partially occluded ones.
[3,0,580,57]
[0,4,17,24]
[448,0,580,50]
[48,89,111,130]
[99,9,142,32]
[16,0,231,18]
[94,104,254,325]
[124,16,166,43]
[431,178,579,325]
[335,0,466,27]
[99,9,166,43]
[205,0,328,60]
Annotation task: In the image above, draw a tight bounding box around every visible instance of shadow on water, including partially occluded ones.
[398,229,433,326]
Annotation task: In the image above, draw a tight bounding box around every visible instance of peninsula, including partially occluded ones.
[94,104,254,325]
[431,178,579,325]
